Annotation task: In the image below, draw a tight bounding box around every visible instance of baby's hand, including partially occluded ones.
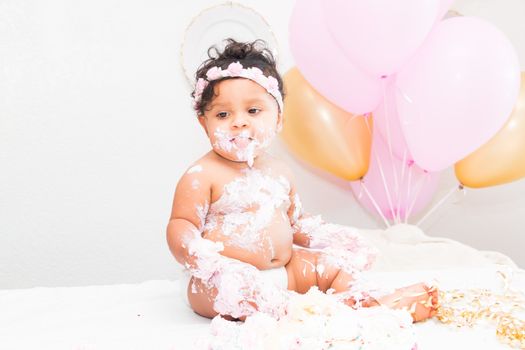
[308,224,377,272]
[304,221,371,252]
[326,225,367,252]
[213,259,289,319]
[212,261,261,317]
[319,245,376,274]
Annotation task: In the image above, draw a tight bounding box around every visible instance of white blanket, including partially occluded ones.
[1,225,523,350]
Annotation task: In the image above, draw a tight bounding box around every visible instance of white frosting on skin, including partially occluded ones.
[334,271,395,309]
[195,201,209,231]
[182,171,382,323]
[183,227,289,319]
[204,168,291,252]
[191,179,200,189]
[291,193,303,225]
[187,164,203,174]
[212,128,276,167]
[291,195,377,275]
[294,218,377,275]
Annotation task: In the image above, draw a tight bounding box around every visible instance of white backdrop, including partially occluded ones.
[1,0,524,289]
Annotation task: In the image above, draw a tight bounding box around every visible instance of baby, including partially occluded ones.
[166,39,438,322]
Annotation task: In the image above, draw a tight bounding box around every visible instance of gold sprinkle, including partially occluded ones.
[435,271,525,349]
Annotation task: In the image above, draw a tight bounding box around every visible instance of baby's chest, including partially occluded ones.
[210,169,291,214]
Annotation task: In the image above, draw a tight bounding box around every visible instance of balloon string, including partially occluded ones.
[404,171,430,222]
[361,112,392,226]
[345,113,361,126]
[404,164,414,223]
[416,184,463,227]
[400,149,407,183]
[374,150,396,225]
[393,159,403,224]
[381,78,400,222]
[359,180,391,228]
[396,149,408,223]
[364,113,372,135]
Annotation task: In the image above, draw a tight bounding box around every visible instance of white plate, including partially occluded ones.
[181,2,278,86]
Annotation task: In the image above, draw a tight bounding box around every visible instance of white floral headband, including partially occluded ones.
[193,61,283,115]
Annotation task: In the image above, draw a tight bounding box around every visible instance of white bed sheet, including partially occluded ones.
[1,225,523,350]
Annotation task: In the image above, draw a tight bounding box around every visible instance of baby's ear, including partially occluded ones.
[276,112,284,133]
[198,115,209,136]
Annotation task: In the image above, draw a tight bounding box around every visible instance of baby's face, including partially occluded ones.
[198,78,282,166]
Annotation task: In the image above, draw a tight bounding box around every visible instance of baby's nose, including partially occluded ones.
[231,115,249,128]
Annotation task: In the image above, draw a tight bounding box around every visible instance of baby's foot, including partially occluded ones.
[376,282,439,322]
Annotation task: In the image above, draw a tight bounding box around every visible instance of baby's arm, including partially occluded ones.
[166,164,211,271]
[287,181,377,274]
[287,187,315,248]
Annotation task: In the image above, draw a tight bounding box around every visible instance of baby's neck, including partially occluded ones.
[211,150,270,170]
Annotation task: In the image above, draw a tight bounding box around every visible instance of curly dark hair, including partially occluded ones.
[192,38,284,116]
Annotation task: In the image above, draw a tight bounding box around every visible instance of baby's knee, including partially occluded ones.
[187,278,218,319]
[287,248,318,293]
[188,296,217,319]
[327,268,355,293]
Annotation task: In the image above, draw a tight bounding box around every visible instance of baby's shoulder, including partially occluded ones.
[184,152,219,175]
[176,153,217,191]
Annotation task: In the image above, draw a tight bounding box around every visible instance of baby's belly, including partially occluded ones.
[202,209,294,270]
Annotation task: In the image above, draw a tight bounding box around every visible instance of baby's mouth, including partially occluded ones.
[230,136,254,148]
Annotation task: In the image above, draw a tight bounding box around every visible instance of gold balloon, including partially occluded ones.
[455,72,525,188]
[280,68,372,180]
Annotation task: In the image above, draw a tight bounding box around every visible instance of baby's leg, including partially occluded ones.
[187,249,326,319]
[186,276,220,319]
[371,283,439,322]
[186,276,252,321]
[327,260,438,322]
[285,248,349,294]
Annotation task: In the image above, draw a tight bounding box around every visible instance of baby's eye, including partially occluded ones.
[248,108,261,115]
[216,111,229,119]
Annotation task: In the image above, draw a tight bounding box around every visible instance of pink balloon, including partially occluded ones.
[350,130,440,222]
[373,79,413,162]
[437,0,455,20]
[322,0,441,77]
[395,17,521,172]
[289,0,382,114]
